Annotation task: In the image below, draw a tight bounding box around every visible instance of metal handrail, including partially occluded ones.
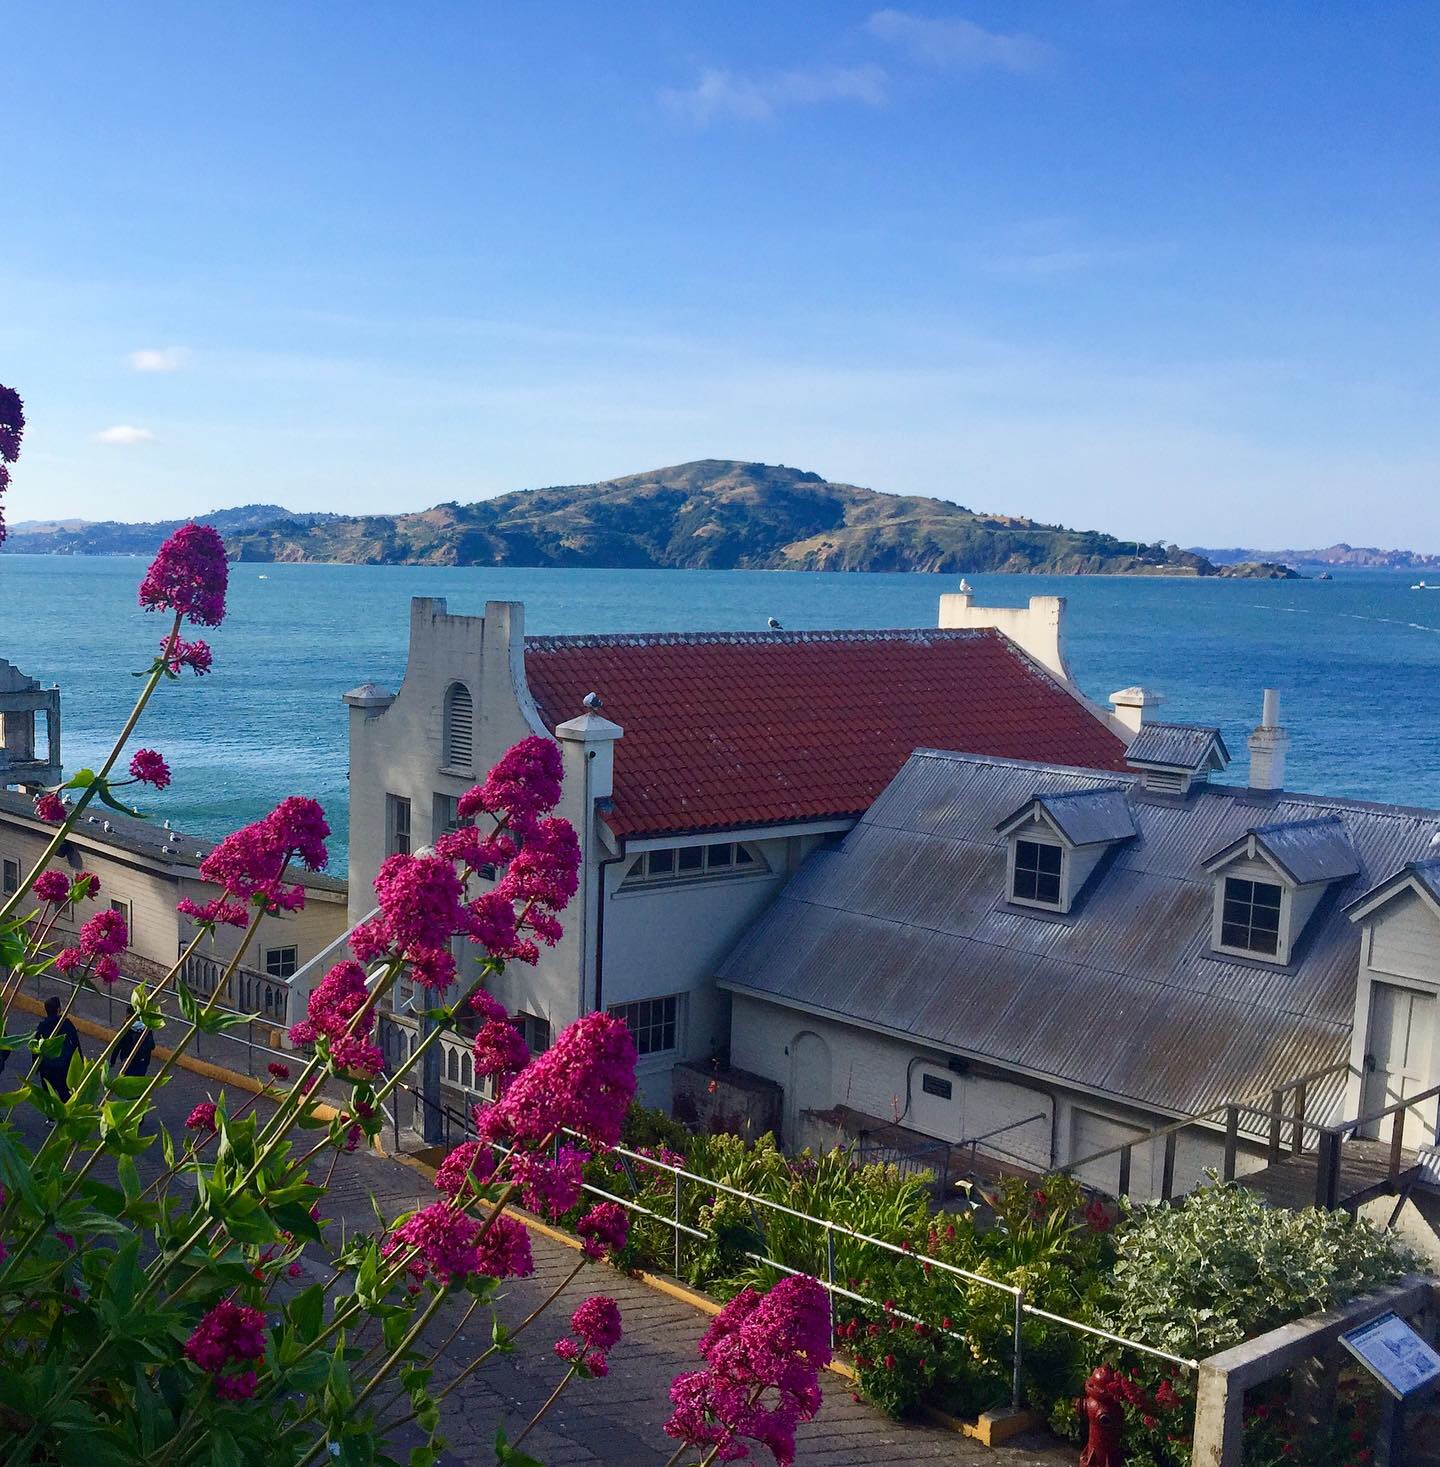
[396,1084,1202,1402]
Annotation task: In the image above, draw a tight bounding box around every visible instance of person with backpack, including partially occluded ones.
[33,996,82,1101]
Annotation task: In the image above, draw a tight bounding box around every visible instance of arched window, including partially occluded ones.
[443,682,474,770]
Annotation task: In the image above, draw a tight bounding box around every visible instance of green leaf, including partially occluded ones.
[209,1427,243,1467]
[60,767,98,791]
[0,929,27,967]
[198,1007,259,1036]
[493,1429,544,1467]
[490,1317,513,1354]
[289,1282,325,1342]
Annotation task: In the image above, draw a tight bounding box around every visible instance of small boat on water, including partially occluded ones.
[1412,580,1440,590]
[1316,571,1332,581]
[257,574,269,580]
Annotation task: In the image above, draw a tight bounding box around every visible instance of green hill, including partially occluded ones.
[219,460,1215,575]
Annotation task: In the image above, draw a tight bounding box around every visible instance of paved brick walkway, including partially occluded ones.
[6,1002,1072,1466]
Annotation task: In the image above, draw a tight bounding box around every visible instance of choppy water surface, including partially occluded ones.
[1,555,1436,871]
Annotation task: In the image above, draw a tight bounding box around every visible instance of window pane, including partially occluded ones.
[677,847,703,872]
[1036,871,1062,904]
[707,844,733,868]
[1013,867,1039,901]
[647,849,674,876]
[1037,843,1063,875]
[1252,882,1283,912]
[733,845,754,865]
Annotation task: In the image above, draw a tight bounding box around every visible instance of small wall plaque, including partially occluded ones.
[1340,1311,1440,1401]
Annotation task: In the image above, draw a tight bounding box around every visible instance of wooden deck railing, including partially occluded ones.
[1313,1080,1440,1210]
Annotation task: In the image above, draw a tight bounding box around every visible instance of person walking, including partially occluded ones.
[33,996,82,1101]
[111,1019,156,1078]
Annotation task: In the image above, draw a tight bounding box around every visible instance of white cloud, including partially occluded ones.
[95,425,156,446]
[865,9,1054,74]
[662,63,888,124]
[128,346,190,372]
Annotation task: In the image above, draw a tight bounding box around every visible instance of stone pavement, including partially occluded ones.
[7,1022,1073,1466]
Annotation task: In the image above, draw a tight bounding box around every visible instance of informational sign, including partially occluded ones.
[1340,1312,1440,1401]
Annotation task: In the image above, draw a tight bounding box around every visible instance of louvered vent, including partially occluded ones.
[1141,767,1188,795]
[444,683,474,770]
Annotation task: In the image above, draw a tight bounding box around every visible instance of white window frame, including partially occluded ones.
[1007,836,1067,912]
[621,842,766,890]
[1212,871,1293,964]
[608,994,683,1059]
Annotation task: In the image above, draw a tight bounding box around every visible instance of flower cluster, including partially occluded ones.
[161,635,213,676]
[128,748,172,789]
[665,1276,831,1467]
[457,734,563,830]
[184,1300,267,1400]
[383,1201,534,1287]
[139,523,229,627]
[54,904,129,985]
[433,1140,496,1200]
[288,960,383,1076]
[555,1295,623,1378]
[34,792,66,824]
[576,1202,629,1262]
[185,1102,218,1133]
[33,869,85,905]
[476,1011,636,1150]
[510,1143,588,1219]
[199,796,329,914]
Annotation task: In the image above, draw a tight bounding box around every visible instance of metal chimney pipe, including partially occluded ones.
[1247,688,1290,792]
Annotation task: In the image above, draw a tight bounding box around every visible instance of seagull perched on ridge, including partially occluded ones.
[767,616,783,630]
[959,578,973,594]
[582,691,603,711]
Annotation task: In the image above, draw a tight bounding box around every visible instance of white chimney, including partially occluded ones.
[1247,688,1289,792]
[1108,686,1163,735]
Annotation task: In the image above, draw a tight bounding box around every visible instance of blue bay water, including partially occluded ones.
[1,555,1437,873]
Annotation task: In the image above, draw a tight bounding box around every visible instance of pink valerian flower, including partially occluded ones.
[384,1201,533,1285]
[373,852,469,955]
[199,796,330,914]
[477,1011,636,1150]
[509,1143,589,1218]
[405,946,456,992]
[53,947,86,977]
[177,895,250,928]
[288,960,372,1049]
[72,872,100,901]
[162,635,213,676]
[33,870,72,904]
[185,1102,218,1133]
[94,956,120,986]
[466,891,523,960]
[576,1202,629,1261]
[496,817,580,917]
[184,1299,267,1399]
[433,825,515,874]
[139,523,229,627]
[555,1295,623,1374]
[469,988,508,1023]
[328,1034,384,1078]
[664,1276,831,1467]
[267,1062,290,1081]
[34,793,66,823]
[472,1017,529,1082]
[457,735,564,829]
[347,917,389,964]
[434,1140,496,1200]
[79,907,127,957]
[128,748,171,789]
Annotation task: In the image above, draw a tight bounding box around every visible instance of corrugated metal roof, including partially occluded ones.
[998,786,1138,846]
[1408,858,1440,905]
[1124,722,1230,772]
[718,749,1440,1121]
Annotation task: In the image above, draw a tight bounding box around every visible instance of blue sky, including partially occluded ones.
[3,3,1438,548]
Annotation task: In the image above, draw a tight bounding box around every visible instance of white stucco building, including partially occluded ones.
[342,592,1129,1107]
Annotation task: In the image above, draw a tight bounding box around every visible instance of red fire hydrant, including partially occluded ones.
[1079,1365,1126,1467]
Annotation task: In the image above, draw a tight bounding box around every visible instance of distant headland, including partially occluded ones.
[7,459,1307,577]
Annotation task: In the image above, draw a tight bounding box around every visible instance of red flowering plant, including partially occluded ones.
[0,503,830,1463]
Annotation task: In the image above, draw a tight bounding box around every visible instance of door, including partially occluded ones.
[1069,1109,1156,1198]
[1361,983,1437,1148]
[786,1032,832,1147]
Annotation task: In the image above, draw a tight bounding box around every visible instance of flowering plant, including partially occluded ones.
[0,512,829,1464]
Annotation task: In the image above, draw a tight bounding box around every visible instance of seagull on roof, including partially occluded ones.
[959,578,972,593]
[582,691,603,711]
[767,617,783,630]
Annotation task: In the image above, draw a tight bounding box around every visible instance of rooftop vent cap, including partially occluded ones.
[1108,686,1163,735]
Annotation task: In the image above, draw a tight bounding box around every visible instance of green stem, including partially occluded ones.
[512,1362,579,1449]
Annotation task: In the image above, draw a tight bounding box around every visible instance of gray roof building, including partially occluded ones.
[718,748,1440,1126]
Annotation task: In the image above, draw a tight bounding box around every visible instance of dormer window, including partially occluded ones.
[1013,839,1064,907]
[1220,877,1283,956]
[995,785,1137,916]
[1203,817,1359,966]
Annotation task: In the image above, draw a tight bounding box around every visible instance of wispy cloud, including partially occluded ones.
[128,346,191,373]
[95,425,156,446]
[662,63,888,124]
[865,9,1055,74]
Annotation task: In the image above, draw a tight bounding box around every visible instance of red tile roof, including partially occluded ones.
[523,628,1127,839]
